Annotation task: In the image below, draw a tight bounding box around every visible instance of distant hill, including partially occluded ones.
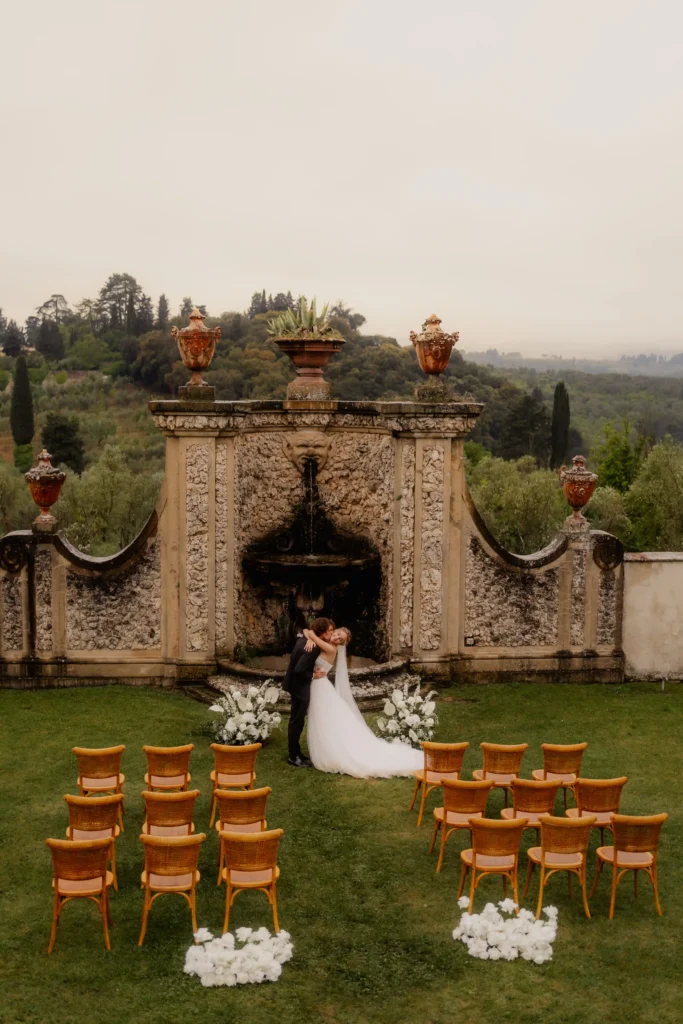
[463,349,683,378]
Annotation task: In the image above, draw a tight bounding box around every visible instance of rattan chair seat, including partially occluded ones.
[212,770,254,786]
[472,769,516,785]
[500,808,544,824]
[433,808,483,825]
[53,871,114,896]
[224,865,281,886]
[144,773,191,789]
[216,819,264,834]
[143,823,195,837]
[416,769,460,785]
[460,851,515,869]
[141,869,201,890]
[68,826,120,841]
[566,808,614,824]
[532,769,576,785]
[81,773,124,790]
[596,846,653,868]
[527,846,583,868]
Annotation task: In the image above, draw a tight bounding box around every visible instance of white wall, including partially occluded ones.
[623,554,683,679]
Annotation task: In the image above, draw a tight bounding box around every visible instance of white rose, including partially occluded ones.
[209,704,223,713]
[386,719,399,733]
[247,686,259,697]
[265,686,280,704]
[237,696,250,712]
[423,701,436,715]
[409,729,418,742]
[383,701,396,716]
[391,689,404,706]
[425,717,434,727]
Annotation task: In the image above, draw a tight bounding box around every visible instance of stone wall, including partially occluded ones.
[622,554,683,678]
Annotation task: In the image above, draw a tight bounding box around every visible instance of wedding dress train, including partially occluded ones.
[307,647,423,778]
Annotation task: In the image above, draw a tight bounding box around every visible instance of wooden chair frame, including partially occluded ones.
[472,742,528,807]
[143,744,193,792]
[532,742,588,809]
[73,745,125,831]
[409,742,469,827]
[458,817,528,913]
[141,789,199,837]
[46,836,113,953]
[64,793,123,889]
[500,778,562,842]
[429,778,494,873]
[220,828,284,935]
[209,743,261,827]
[138,832,206,946]
[524,813,596,919]
[591,812,667,919]
[566,777,628,845]
[214,786,271,885]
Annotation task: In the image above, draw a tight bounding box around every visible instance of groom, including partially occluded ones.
[283,617,334,767]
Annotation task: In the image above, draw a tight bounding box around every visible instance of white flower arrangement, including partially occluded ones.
[374,676,438,748]
[184,927,293,987]
[452,897,558,964]
[209,682,282,745]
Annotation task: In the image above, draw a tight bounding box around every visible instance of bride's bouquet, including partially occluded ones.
[374,676,438,748]
[209,681,282,745]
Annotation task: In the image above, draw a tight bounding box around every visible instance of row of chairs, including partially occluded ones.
[45,742,282,953]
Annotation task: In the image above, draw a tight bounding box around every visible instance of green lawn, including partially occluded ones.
[0,682,680,1024]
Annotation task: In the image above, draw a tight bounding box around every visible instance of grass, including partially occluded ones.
[0,681,680,1024]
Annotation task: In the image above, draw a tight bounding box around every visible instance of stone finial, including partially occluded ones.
[560,455,598,522]
[25,449,66,533]
[410,313,459,402]
[171,306,220,393]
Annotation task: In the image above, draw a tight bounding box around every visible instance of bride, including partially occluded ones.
[302,627,423,779]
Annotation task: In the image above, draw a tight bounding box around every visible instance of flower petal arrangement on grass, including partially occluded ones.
[209,682,282,745]
[374,675,438,748]
[452,898,558,963]
[184,927,293,987]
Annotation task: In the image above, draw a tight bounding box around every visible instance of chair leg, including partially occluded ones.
[503,788,509,808]
[457,863,468,899]
[581,866,591,918]
[468,867,476,913]
[223,885,233,935]
[429,819,440,855]
[101,892,111,951]
[563,787,567,810]
[417,784,429,827]
[608,863,618,919]
[118,804,124,833]
[436,826,449,873]
[535,866,545,919]
[271,884,280,933]
[408,777,421,812]
[590,856,603,898]
[209,788,217,828]
[217,838,224,885]
[111,844,118,891]
[190,888,198,935]
[652,864,663,916]
[512,867,520,910]
[138,891,151,946]
[48,892,60,954]
[523,858,534,897]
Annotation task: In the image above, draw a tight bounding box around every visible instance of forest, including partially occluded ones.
[1,273,682,556]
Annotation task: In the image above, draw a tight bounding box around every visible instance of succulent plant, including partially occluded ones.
[265,297,341,338]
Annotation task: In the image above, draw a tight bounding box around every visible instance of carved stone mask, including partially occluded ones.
[282,430,332,472]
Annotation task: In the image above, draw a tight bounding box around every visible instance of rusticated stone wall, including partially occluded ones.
[570,548,587,647]
[399,442,416,648]
[597,569,618,646]
[214,443,231,654]
[2,574,23,652]
[419,444,445,651]
[66,538,161,650]
[35,548,52,652]
[464,535,560,647]
[185,443,209,653]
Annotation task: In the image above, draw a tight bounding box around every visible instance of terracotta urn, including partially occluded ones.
[410,314,459,375]
[273,335,345,401]
[171,307,221,387]
[560,455,598,520]
[25,450,66,532]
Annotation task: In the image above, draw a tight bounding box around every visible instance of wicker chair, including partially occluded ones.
[64,793,123,889]
[73,745,125,830]
[138,832,206,946]
[591,812,668,919]
[219,828,284,934]
[143,744,193,792]
[141,789,199,837]
[472,742,528,806]
[531,742,588,809]
[501,778,562,841]
[566,777,628,844]
[524,813,596,919]
[215,787,271,885]
[209,743,261,827]
[429,778,494,873]
[458,817,528,912]
[45,836,114,953]
[409,741,469,827]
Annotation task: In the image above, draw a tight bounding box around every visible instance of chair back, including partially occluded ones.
[65,793,123,836]
[510,778,561,815]
[140,833,205,877]
[480,742,527,776]
[575,777,628,815]
[143,744,193,780]
[220,828,284,873]
[46,836,111,881]
[442,778,493,815]
[422,741,469,776]
[73,745,125,781]
[611,813,668,854]
[539,814,596,855]
[215,787,271,826]
[142,790,199,830]
[469,817,527,858]
[540,742,588,776]
[211,742,261,778]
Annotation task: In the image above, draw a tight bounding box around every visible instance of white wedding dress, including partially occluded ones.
[307,647,423,778]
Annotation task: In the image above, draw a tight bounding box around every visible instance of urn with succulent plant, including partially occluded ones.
[267,297,344,400]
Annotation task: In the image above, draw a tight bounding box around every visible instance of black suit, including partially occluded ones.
[283,634,319,760]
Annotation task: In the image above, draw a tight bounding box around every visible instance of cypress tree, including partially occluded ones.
[550,381,571,469]
[42,412,86,474]
[11,356,34,468]
[157,294,169,329]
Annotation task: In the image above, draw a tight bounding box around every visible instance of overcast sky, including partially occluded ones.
[1,1,682,356]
